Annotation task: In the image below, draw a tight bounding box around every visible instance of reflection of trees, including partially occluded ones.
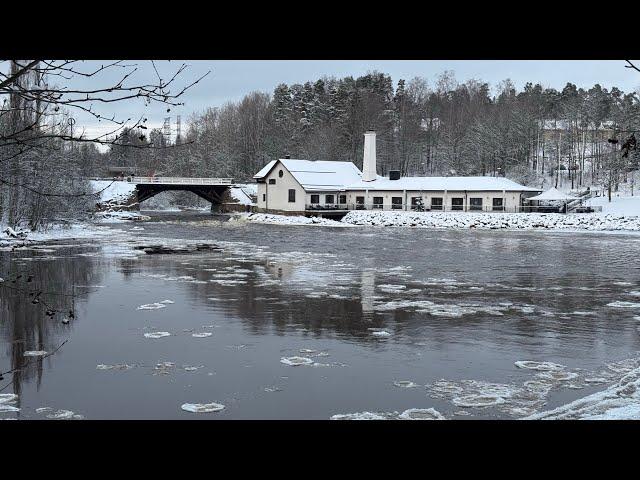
[0,247,103,400]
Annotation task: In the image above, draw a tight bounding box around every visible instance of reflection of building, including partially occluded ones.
[360,270,376,319]
[254,132,540,216]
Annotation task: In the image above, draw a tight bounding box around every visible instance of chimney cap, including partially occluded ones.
[365,130,376,134]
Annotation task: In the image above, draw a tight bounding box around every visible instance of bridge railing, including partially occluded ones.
[131,177,233,185]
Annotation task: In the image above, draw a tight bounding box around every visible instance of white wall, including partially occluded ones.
[257,162,306,212]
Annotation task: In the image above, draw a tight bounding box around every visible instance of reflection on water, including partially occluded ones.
[2,216,640,419]
[0,245,104,407]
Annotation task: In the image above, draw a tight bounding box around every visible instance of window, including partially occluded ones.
[451,198,464,211]
[373,197,384,209]
[392,197,403,209]
[492,198,504,211]
[288,189,296,203]
[469,198,483,211]
[325,194,335,204]
[268,179,276,185]
[431,197,443,210]
[356,196,365,210]
[339,194,347,204]
[278,170,284,178]
[310,194,319,204]
[262,194,266,202]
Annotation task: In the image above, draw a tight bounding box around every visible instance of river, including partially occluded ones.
[1,211,640,419]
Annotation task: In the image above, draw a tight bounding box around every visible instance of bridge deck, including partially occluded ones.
[132,177,233,186]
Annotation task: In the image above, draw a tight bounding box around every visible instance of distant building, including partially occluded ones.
[253,132,540,216]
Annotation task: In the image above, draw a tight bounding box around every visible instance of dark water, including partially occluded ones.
[2,211,640,419]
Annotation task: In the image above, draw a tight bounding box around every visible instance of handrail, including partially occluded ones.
[130,177,233,185]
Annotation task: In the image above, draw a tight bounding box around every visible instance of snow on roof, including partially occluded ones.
[528,187,576,201]
[253,160,277,179]
[253,159,363,191]
[346,176,541,192]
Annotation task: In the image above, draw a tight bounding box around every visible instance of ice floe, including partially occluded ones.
[181,402,225,413]
[137,302,167,310]
[371,330,391,337]
[192,332,213,338]
[96,364,136,370]
[330,411,390,420]
[398,408,445,420]
[144,332,171,339]
[280,356,314,366]
[393,381,420,388]
[0,394,18,404]
[452,394,506,408]
[514,361,566,371]
[607,301,640,308]
[23,350,48,357]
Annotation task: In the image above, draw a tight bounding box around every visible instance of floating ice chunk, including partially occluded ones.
[330,412,388,420]
[144,332,171,339]
[398,408,445,420]
[96,364,135,370]
[452,394,506,408]
[264,386,282,393]
[160,299,175,304]
[137,303,167,310]
[393,381,419,388]
[183,365,204,372]
[181,402,225,413]
[584,377,608,384]
[614,282,634,286]
[571,311,594,316]
[372,330,391,337]
[24,350,48,357]
[524,380,554,395]
[427,380,465,397]
[536,370,579,382]
[299,349,317,354]
[46,409,75,419]
[35,407,53,414]
[0,405,20,413]
[607,301,640,308]
[280,356,314,366]
[192,332,213,338]
[0,394,18,404]
[454,410,472,416]
[514,361,566,371]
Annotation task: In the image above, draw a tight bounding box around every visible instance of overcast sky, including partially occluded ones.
[62,60,640,141]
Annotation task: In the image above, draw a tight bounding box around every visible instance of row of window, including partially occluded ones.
[262,191,506,209]
[310,194,347,204]
[356,196,504,210]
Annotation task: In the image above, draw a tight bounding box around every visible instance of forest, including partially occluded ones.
[95,71,640,190]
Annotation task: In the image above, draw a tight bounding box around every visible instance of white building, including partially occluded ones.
[254,132,540,216]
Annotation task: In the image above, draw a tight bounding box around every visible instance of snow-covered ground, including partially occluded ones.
[238,212,353,227]
[526,364,640,420]
[90,180,136,204]
[228,184,257,206]
[586,195,640,216]
[341,210,640,232]
[1,223,126,246]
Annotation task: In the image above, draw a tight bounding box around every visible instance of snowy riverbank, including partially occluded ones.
[239,212,353,227]
[1,223,125,248]
[526,364,640,420]
[341,210,640,232]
